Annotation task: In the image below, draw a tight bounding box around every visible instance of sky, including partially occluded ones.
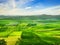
[0,0,60,16]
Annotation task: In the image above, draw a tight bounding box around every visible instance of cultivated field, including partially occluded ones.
[0,15,60,45]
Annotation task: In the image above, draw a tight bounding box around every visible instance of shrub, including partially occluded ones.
[0,39,7,45]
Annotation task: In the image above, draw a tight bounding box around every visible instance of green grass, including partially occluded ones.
[0,19,60,45]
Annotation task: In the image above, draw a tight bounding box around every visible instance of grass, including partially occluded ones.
[0,20,60,45]
[5,31,22,45]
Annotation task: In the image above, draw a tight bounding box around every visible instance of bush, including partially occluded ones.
[0,26,7,32]
[0,39,7,45]
[27,23,36,27]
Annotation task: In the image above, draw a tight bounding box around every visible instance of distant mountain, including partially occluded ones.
[0,15,60,20]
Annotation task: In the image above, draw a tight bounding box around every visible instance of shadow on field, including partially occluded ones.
[15,31,60,45]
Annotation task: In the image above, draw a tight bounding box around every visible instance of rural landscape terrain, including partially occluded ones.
[0,15,60,45]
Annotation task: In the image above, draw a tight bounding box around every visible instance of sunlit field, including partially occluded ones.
[0,15,60,45]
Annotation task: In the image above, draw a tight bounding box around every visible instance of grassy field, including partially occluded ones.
[0,15,60,45]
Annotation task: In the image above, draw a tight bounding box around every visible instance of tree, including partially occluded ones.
[0,39,7,45]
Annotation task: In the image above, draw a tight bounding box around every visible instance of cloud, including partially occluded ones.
[39,5,60,15]
[25,7,32,9]
[0,5,60,16]
[16,0,34,8]
[0,0,60,16]
[16,0,34,4]
[0,0,34,8]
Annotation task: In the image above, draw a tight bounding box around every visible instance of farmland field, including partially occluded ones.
[0,15,60,45]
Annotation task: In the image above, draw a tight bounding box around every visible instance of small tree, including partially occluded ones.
[0,39,7,45]
[27,23,36,27]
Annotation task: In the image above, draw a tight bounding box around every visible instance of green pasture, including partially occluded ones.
[0,19,60,45]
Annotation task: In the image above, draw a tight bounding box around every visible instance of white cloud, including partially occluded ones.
[9,0,16,8]
[0,0,60,16]
[39,5,60,15]
[16,0,34,7]
[17,0,34,4]
[25,7,32,9]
